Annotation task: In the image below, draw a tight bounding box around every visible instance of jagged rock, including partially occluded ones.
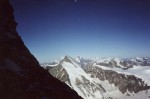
[0,0,82,98]
[85,65,150,94]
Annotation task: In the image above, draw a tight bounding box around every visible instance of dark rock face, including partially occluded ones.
[85,65,150,94]
[0,0,82,98]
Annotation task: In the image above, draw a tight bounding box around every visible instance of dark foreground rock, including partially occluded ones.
[0,0,82,99]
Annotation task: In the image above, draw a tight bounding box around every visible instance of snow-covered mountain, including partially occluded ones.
[42,56,150,99]
[45,56,106,99]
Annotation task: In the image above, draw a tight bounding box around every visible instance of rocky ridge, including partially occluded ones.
[44,56,150,99]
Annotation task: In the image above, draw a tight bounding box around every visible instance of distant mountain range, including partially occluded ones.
[41,56,150,99]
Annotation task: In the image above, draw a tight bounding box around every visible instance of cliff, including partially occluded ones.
[0,0,82,98]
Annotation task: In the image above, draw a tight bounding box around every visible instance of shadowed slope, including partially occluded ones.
[0,0,82,98]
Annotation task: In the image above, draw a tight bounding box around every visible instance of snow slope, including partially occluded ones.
[61,56,105,99]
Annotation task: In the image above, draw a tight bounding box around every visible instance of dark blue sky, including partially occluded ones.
[10,0,150,63]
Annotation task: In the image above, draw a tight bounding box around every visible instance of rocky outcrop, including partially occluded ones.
[0,0,82,98]
[85,65,150,94]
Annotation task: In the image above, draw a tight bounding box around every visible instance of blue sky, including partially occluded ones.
[10,0,150,63]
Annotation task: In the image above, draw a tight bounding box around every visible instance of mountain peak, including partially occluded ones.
[61,55,80,68]
[63,55,72,62]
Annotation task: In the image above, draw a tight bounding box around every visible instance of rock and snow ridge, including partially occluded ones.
[48,56,107,99]
[43,56,150,99]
